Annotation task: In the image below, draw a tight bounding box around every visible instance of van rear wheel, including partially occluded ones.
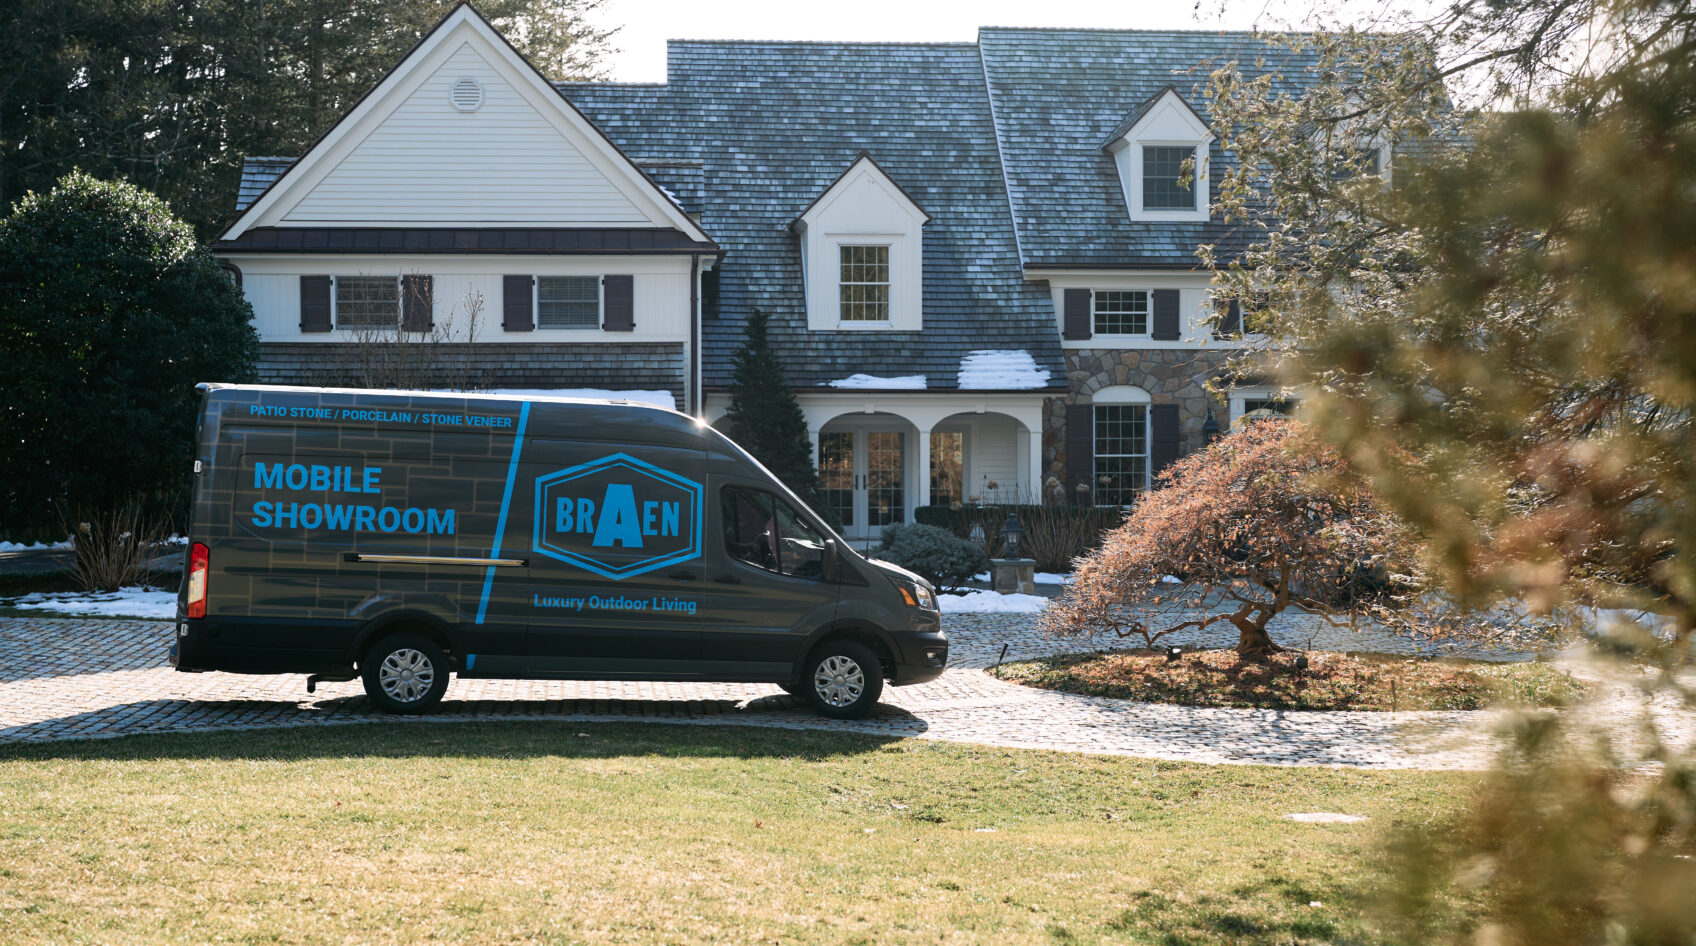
[361,633,449,714]
[801,640,884,719]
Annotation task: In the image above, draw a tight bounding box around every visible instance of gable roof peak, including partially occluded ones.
[791,152,932,229]
[1100,85,1211,150]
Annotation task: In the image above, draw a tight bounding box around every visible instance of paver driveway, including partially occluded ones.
[0,614,1555,768]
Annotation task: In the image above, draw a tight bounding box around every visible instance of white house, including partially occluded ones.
[221,6,1331,541]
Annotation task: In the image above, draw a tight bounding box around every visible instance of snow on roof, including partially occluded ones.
[823,374,928,390]
[955,350,1052,390]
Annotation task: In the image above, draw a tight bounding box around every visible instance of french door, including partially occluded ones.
[818,429,906,540]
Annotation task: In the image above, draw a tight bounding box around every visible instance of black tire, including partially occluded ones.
[801,639,884,719]
[361,632,450,714]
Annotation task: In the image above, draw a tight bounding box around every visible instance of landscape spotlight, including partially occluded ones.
[1295,655,1310,671]
[1166,646,1182,662]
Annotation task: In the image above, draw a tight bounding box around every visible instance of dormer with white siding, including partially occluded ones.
[793,154,930,333]
[1102,87,1214,224]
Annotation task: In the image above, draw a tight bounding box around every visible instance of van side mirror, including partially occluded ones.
[822,539,840,582]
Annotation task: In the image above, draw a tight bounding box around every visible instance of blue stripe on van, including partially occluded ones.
[476,401,531,625]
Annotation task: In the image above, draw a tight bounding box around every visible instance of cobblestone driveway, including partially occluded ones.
[2,614,1687,769]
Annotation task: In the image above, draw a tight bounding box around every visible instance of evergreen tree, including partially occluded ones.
[721,311,824,511]
[0,171,258,538]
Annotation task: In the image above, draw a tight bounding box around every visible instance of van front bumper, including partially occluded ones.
[887,626,948,685]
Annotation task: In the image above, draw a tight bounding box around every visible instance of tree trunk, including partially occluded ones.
[1232,615,1283,660]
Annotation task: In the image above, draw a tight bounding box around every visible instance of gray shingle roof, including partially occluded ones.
[236,157,295,212]
[560,41,1067,392]
[977,28,1322,268]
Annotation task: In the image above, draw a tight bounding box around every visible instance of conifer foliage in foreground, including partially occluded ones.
[720,310,825,512]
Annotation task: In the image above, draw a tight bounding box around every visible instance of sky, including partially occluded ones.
[586,0,1429,83]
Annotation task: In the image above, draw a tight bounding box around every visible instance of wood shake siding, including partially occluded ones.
[257,342,688,407]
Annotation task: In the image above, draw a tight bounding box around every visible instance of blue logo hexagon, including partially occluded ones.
[532,453,703,580]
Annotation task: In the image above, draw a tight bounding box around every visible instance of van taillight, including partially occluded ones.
[186,543,209,619]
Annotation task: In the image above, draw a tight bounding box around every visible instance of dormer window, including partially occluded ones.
[1142,146,1198,211]
[839,244,891,321]
[1103,87,1214,223]
[794,153,930,332]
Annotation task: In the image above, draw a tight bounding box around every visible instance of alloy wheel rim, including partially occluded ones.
[379,648,435,703]
[813,655,865,708]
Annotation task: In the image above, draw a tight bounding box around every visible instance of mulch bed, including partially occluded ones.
[988,648,1589,711]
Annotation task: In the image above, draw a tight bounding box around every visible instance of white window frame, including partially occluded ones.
[332,274,401,330]
[1092,385,1152,506]
[1140,144,1201,213]
[535,275,603,331]
[1229,386,1301,426]
[1108,89,1213,224]
[1091,289,1150,336]
[837,243,892,323]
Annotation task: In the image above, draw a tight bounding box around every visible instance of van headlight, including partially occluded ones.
[894,579,938,611]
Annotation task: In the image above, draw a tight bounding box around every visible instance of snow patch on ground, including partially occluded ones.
[824,374,927,390]
[972,571,1072,585]
[0,539,73,552]
[938,591,1050,613]
[471,388,676,410]
[1284,813,1368,824]
[956,350,1052,390]
[3,587,176,619]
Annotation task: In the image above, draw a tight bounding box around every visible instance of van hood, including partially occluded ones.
[867,558,932,591]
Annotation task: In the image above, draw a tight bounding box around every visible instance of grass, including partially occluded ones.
[0,722,1481,945]
[989,649,1590,712]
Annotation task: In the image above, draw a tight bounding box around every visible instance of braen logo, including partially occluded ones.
[532,453,703,580]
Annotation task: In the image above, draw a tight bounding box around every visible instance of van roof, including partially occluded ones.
[199,383,679,413]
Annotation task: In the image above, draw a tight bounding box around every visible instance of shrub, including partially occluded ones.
[0,172,258,540]
[63,500,171,592]
[912,504,1128,572]
[875,523,988,593]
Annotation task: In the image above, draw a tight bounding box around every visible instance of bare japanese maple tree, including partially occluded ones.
[1042,419,1418,659]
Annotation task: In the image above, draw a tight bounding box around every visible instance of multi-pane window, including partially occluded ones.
[839,244,890,322]
[1142,146,1197,211]
[335,276,399,328]
[1241,397,1296,418]
[1093,290,1149,335]
[537,276,600,329]
[1094,404,1149,506]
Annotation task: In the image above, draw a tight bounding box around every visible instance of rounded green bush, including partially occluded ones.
[876,523,989,593]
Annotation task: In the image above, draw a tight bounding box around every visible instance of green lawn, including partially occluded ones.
[0,723,1479,944]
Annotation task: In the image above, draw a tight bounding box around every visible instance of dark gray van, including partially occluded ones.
[172,384,946,718]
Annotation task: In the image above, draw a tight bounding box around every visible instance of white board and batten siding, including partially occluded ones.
[237,256,695,343]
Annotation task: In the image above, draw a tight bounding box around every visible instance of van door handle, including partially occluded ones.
[668,570,699,582]
[712,575,741,585]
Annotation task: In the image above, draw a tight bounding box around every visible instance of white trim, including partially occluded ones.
[1093,384,1151,405]
[797,156,927,332]
[1105,89,1214,224]
[220,7,709,244]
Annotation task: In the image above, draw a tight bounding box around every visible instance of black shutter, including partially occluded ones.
[401,275,433,332]
[1062,289,1092,341]
[299,275,331,332]
[1151,289,1181,340]
[1065,402,1095,506]
[1214,298,1242,338]
[701,268,720,319]
[602,275,634,331]
[1150,404,1181,482]
[502,275,533,332]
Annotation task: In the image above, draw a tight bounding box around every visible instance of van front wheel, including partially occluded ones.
[802,640,884,719]
[361,633,449,714]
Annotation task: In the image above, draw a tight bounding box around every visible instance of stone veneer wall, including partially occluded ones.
[1041,348,1236,483]
[257,342,688,408]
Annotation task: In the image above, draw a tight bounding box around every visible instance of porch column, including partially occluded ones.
[915,426,932,512]
[1024,426,1043,503]
[807,426,820,470]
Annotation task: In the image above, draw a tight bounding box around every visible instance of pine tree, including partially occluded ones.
[721,311,824,510]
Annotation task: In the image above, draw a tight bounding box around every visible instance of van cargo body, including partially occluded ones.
[173,384,945,718]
